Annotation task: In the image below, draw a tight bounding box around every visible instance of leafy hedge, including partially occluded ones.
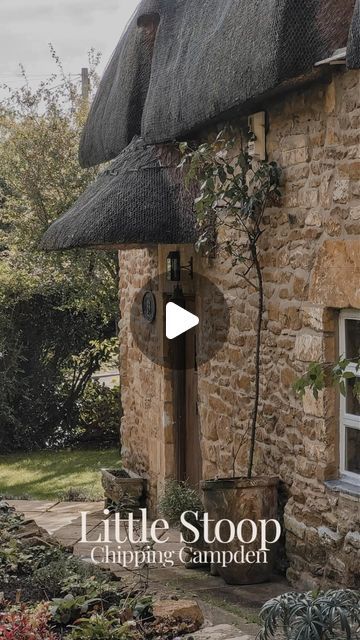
[0,51,121,452]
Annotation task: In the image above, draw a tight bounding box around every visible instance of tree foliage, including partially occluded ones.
[294,357,360,401]
[180,128,281,478]
[0,49,120,451]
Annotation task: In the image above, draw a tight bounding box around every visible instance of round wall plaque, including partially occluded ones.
[142,291,156,323]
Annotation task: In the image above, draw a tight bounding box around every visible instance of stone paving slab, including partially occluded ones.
[28,513,82,535]
[8,499,104,535]
[48,501,103,514]
[151,565,289,611]
[7,499,59,512]
[189,625,253,640]
[9,500,286,639]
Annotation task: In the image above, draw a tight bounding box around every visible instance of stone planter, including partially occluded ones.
[201,476,279,585]
[101,468,146,511]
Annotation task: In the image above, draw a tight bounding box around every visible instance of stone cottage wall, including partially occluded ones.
[119,67,360,588]
[196,67,360,588]
[119,247,164,515]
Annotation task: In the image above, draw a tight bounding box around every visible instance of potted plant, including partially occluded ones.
[179,129,282,584]
[159,480,209,566]
[259,589,360,639]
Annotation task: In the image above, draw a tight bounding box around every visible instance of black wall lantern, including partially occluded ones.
[166,251,193,282]
[166,251,181,281]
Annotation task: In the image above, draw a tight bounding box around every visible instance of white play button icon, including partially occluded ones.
[166,302,199,340]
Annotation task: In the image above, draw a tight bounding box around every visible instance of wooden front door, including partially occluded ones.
[170,295,202,488]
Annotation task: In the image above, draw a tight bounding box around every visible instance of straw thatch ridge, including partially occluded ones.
[79,0,359,169]
[41,138,197,250]
[348,0,360,68]
[78,0,161,169]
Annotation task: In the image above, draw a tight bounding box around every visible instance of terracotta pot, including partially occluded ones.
[101,468,146,511]
[201,476,279,585]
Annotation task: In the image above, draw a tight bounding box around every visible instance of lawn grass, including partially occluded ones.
[0,448,121,501]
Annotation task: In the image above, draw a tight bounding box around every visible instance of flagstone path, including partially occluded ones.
[8,499,291,639]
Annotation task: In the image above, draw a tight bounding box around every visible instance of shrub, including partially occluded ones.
[75,380,121,449]
[33,557,106,598]
[159,480,203,526]
[0,52,119,453]
[259,589,360,640]
[49,594,101,627]
[0,295,120,452]
[0,603,59,640]
[67,613,139,640]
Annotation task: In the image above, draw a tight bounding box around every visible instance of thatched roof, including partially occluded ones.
[79,1,160,169]
[41,137,197,250]
[79,0,359,168]
[42,0,359,251]
[348,0,360,68]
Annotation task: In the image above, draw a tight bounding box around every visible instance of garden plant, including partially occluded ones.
[0,501,201,639]
[259,589,360,640]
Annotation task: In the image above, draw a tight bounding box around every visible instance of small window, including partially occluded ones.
[339,310,360,482]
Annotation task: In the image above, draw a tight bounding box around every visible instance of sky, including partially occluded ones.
[0,0,141,94]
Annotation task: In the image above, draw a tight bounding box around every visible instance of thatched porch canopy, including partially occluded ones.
[41,138,197,251]
[79,0,359,168]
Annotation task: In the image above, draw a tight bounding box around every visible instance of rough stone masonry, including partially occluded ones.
[119,66,360,589]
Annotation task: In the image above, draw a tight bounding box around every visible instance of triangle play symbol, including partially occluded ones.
[166,302,199,340]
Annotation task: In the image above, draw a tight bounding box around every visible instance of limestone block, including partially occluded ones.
[325,119,340,146]
[285,134,309,149]
[282,147,309,166]
[190,625,252,640]
[299,188,319,209]
[324,81,336,114]
[294,333,334,363]
[302,305,336,332]
[333,178,349,203]
[344,530,360,550]
[305,211,322,227]
[284,514,306,540]
[309,239,360,308]
[302,390,323,418]
[153,599,204,626]
[350,205,360,220]
[284,163,310,181]
[319,174,333,209]
[318,526,343,545]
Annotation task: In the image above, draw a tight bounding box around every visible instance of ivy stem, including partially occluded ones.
[247,241,263,479]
